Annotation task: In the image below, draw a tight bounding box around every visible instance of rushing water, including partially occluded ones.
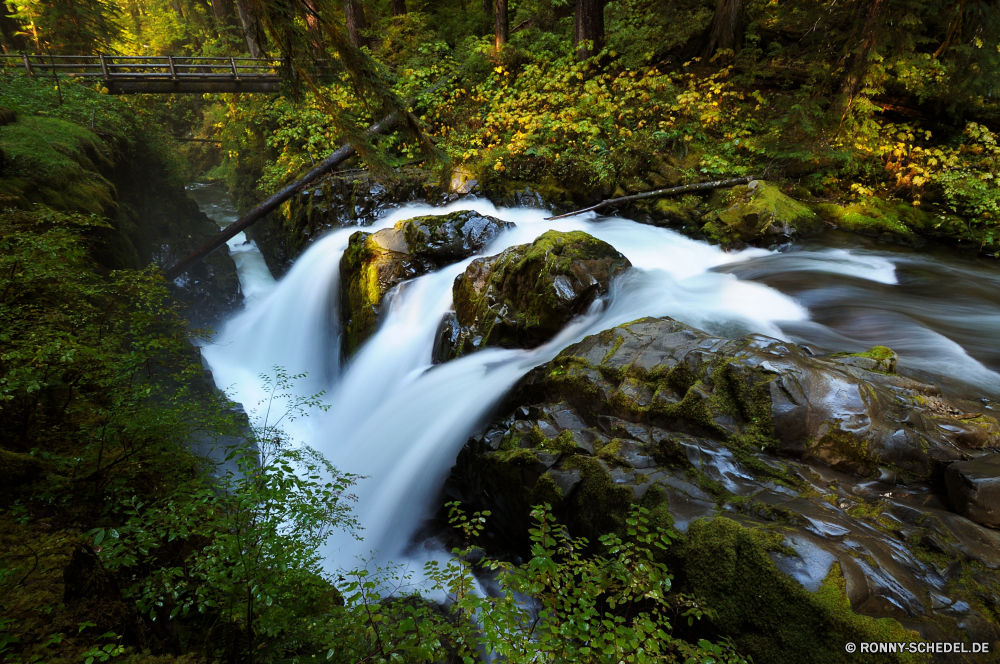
[188,190,1000,572]
[187,182,276,306]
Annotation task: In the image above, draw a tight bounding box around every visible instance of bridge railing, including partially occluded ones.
[0,54,287,81]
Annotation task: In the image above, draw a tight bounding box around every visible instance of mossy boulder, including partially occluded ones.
[446,316,1000,659]
[437,230,631,360]
[814,198,924,243]
[684,518,923,663]
[701,180,822,245]
[249,168,442,276]
[340,210,513,356]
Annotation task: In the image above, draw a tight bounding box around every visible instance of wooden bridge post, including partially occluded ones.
[99,54,110,81]
[168,55,178,80]
[229,56,240,81]
[21,53,32,76]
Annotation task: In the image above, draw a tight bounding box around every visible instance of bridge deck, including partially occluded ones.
[0,54,301,93]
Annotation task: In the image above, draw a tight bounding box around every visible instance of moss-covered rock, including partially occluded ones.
[701,180,822,245]
[340,210,513,356]
[446,316,1000,659]
[684,518,923,663]
[249,168,442,277]
[438,230,631,359]
[814,198,924,243]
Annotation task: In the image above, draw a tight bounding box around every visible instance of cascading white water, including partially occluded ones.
[200,197,1000,572]
[201,198,810,569]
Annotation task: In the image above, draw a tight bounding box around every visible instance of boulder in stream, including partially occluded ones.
[445,317,1000,662]
[701,180,822,245]
[946,454,1000,528]
[340,211,513,356]
[435,230,631,361]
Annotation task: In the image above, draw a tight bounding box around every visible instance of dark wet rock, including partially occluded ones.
[437,230,631,360]
[248,169,444,277]
[445,316,1000,662]
[701,180,823,246]
[340,211,513,356]
[946,454,1000,528]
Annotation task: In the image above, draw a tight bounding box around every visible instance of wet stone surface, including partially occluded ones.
[445,316,1000,657]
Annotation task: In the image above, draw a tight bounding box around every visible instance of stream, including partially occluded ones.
[188,184,1000,573]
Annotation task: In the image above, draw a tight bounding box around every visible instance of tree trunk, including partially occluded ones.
[345,0,368,49]
[0,6,27,53]
[233,0,263,57]
[839,0,886,114]
[701,0,743,61]
[574,0,604,62]
[303,0,322,55]
[392,0,406,17]
[210,0,239,42]
[495,0,508,49]
[482,0,492,17]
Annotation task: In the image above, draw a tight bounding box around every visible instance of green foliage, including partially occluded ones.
[95,367,358,662]
[330,502,750,664]
[9,0,122,54]
[0,204,221,662]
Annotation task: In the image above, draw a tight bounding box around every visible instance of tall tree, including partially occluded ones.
[10,0,121,54]
[344,0,368,49]
[233,0,264,56]
[210,0,241,43]
[241,0,440,172]
[574,0,604,61]
[838,0,886,116]
[0,4,28,52]
[391,0,406,18]
[701,0,743,61]
[495,0,508,48]
[303,0,322,55]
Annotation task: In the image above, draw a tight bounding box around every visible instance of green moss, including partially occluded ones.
[600,332,625,364]
[542,430,578,453]
[846,498,887,521]
[597,438,624,464]
[861,345,895,360]
[454,230,630,349]
[684,518,922,664]
[339,231,383,356]
[561,456,635,543]
[814,199,921,241]
[529,472,563,508]
[0,116,117,215]
[703,181,822,245]
[0,448,42,488]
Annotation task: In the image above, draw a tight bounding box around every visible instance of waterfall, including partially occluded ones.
[201,199,808,568]
[198,197,1000,571]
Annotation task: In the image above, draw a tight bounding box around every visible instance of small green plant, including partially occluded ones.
[94,367,358,663]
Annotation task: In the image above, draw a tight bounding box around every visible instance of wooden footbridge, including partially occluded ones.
[0,54,300,93]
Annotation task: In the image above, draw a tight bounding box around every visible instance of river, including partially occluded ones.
[188,185,1000,574]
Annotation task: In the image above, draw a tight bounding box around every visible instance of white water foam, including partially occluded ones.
[202,200,810,571]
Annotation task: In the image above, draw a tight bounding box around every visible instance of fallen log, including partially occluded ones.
[164,112,401,280]
[543,176,754,221]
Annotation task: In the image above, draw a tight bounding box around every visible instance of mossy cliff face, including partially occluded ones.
[340,211,513,357]
[446,317,1000,662]
[437,230,631,360]
[0,108,241,328]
